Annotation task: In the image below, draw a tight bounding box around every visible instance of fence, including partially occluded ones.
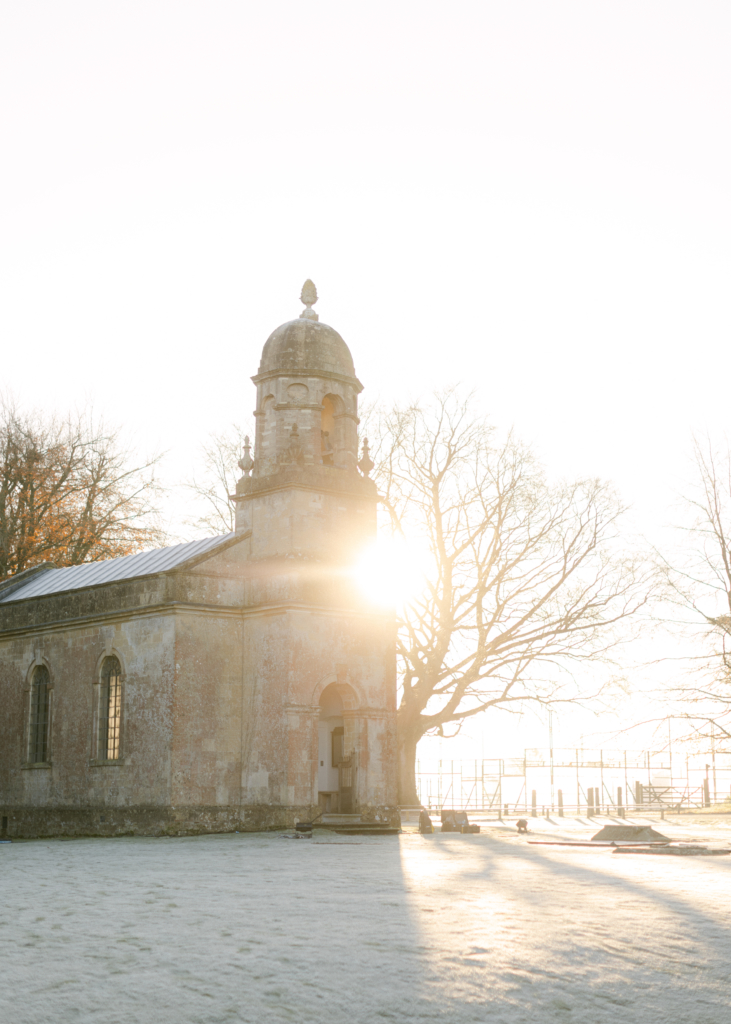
[415,748,731,815]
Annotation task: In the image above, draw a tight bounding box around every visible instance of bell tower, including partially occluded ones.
[232,281,377,561]
[231,282,397,825]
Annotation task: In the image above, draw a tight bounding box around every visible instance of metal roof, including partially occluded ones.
[0,534,235,604]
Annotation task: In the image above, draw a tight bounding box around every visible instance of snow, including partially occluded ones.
[2,816,731,1024]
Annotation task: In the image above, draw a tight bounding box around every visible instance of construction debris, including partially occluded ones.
[440,810,480,833]
[590,825,669,843]
[528,840,668,847]
[613,845,730,856]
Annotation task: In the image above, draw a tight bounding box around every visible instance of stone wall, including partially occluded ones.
[0,533,398,838]
[0,605,177,837]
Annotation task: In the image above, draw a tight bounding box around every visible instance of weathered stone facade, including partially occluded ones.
[0,284,398,837]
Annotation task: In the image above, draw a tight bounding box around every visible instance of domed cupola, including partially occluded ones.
[257,280,359,383]
[249,282,364,477]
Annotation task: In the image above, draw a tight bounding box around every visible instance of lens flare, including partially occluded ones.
[353,535,428,607]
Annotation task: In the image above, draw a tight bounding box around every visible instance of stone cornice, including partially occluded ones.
[285,704,394,718]
[240,463,377,500]
[269,402,359,424]
[0,598,393,641]
[251,368,363,394]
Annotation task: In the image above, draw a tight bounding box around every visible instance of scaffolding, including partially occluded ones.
[415,748,731,815]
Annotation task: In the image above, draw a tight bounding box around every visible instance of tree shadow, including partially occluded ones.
[397,831,731,1021]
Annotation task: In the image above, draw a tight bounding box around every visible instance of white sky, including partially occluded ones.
[2,1,730,754]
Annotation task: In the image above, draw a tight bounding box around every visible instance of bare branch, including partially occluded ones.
[367,389,656,803]
[182,424,251,535]
[0,398,164,580]
[658,432,731,748]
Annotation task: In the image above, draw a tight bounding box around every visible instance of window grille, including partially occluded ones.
[99,656,122,760]
[29,665,50,763]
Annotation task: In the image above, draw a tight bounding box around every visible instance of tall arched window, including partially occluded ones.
[98,656,122,760]
[28,665,51,763]
[321,394,344,466]
[260,394,277,471]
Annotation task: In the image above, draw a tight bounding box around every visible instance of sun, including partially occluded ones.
[352,534,429,607]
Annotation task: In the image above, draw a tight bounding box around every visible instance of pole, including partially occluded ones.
[531,790,537,818]
[558,789,564,817]
[712,723,718,804]
[524,750,528,814]
[549,709,555,811]
[686,753,690,811]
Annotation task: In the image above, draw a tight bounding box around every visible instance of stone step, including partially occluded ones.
[314,823,401,835]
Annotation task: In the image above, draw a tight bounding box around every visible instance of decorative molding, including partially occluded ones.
[285,704,320,716]
[252,368,363,394]
[287,383,310,402]
[0,597,391,640]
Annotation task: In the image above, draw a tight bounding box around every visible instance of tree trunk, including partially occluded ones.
[397,719,421,806]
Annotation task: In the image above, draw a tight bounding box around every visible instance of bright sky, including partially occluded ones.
[2,2,729,754]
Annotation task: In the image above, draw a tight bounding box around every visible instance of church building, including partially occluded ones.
[0,283,398,837]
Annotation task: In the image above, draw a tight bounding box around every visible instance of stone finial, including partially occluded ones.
[299,279,319,322]
[238,436,254,477]
[358,437,374,477]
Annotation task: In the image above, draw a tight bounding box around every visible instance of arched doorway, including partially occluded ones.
[317,682,356,813]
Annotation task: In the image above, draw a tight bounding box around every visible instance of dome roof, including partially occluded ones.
[256,317,357,380]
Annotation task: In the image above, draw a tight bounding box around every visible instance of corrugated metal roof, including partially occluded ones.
[0,534,235,604]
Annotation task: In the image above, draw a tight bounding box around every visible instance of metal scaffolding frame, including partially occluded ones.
[416,747,731,815]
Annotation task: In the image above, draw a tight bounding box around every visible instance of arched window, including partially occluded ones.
[98,656,122,760]
[321,395,335,436]
[28,665,51,763]
[260,394,277,470]
[321,394,347,466]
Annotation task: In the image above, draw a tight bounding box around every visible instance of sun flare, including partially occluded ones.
[353,535,429,607]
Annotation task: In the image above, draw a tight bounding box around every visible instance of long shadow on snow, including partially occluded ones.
[417,831,730,959]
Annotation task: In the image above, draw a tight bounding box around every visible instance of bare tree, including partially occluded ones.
[0,399,163,581]
[659,434,731,749]
[183,424,251,535]
[368,391,655,803]
[186,396,653,803]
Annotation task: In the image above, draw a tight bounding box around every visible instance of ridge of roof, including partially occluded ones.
[0,534,236,605]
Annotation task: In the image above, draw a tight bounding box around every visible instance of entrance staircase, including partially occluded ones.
[312,813,400,836]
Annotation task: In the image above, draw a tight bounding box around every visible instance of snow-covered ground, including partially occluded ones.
[2,815,730,1024]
